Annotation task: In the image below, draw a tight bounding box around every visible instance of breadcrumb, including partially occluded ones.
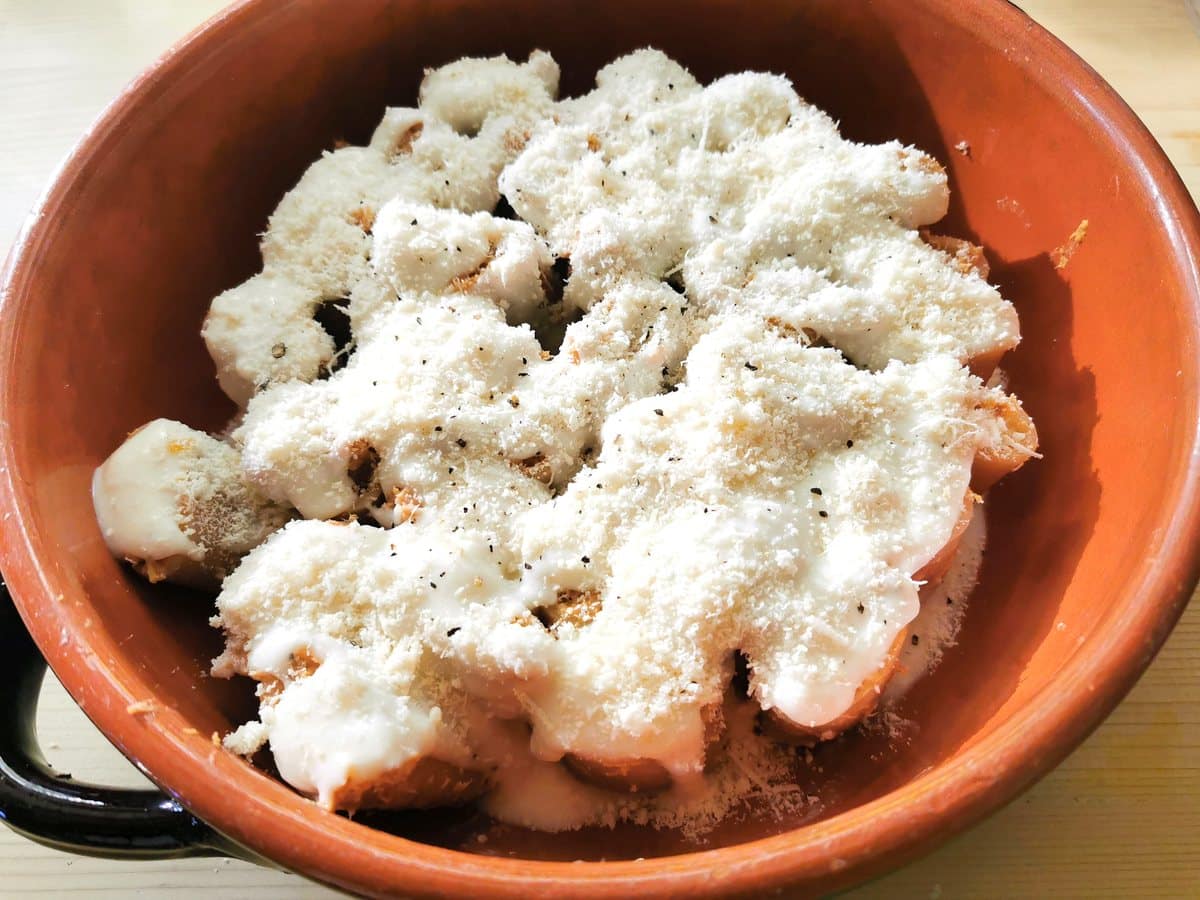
[1051,218,1089,270]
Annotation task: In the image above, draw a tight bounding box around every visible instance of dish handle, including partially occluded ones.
[0,574,258,862]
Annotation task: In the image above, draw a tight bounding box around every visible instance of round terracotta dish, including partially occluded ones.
[2,0,1199,896]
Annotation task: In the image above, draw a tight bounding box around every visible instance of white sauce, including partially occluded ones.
[92,419,207,564]
[92,418,287,587]
[887,505,988,700]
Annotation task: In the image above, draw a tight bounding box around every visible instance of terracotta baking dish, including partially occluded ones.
[2,0,1199,896]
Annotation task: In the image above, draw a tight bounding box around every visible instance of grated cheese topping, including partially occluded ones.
[92,49,1036,827]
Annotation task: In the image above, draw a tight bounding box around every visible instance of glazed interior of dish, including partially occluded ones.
[4,0,1195,872]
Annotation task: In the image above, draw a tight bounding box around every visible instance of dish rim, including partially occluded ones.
[1,0,1198,895]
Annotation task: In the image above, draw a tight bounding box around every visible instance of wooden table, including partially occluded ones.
[1,1,1197,896]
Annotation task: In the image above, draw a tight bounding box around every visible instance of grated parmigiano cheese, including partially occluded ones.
[92,49,1036,831]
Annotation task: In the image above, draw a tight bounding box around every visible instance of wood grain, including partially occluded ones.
[0,1,1197,896]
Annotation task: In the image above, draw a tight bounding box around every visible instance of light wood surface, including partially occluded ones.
[1,1,1197,896]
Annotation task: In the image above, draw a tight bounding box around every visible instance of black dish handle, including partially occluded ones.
[0,573,253,861]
